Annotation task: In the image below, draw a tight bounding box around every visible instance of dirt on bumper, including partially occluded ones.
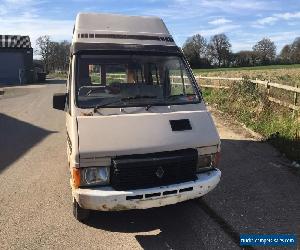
[73,169,221,211]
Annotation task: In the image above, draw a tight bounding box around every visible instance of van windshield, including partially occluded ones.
[76,53,200,108]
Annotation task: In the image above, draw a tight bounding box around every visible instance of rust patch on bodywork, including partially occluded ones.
[109,204,132,211]
[81,111,93,116]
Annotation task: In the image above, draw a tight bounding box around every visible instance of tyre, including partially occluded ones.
[73,199,90,222]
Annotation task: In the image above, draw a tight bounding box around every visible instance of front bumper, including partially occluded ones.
[73,169,221,211]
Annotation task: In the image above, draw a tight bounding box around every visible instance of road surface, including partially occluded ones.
[0,81,299,249]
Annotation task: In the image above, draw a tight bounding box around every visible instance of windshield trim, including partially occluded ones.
[74,51,202,109]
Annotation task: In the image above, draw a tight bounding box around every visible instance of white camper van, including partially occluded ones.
[53,13,221,221]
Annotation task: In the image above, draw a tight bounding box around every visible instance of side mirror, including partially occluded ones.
[53,93,67,111]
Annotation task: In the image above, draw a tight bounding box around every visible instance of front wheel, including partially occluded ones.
[73,199,90,222]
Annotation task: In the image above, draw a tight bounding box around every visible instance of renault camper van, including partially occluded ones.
[53,13,221,221]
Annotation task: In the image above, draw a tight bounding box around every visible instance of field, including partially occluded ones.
[195,65,300,161]
[193,64,300,87]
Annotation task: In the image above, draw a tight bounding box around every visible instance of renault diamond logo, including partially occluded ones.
[156,166,164,178]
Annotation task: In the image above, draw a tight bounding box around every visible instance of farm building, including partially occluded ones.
[0,35,33,85]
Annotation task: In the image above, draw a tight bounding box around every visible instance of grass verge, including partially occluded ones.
[202,79,300,161]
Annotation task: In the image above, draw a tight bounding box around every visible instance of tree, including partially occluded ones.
[182,34,209,68]
[59,40,71,71]
[279,45,292,64]
[48,40,71,71]
[35,35,52,72]
[232,50,257,67]
[35,36,71,72]
[207,34,232,67]
[290,37,300,63]
[252,38,276,65]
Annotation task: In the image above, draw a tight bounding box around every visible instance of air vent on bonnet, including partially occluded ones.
[169,119,192,131]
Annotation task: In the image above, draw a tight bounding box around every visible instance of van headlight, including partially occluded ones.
[196,152,220,173]
[81,167,110,186]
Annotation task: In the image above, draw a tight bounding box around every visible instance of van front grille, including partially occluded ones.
[110,149,198,191]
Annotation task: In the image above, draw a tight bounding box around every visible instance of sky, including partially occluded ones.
[1,0,300,54]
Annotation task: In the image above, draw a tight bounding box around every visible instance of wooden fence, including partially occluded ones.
[97,73,299,112]
[196,76,300,112]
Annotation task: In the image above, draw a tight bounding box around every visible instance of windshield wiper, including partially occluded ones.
[93,95,158,112]
[167,94,196,100]
[93,99,125,112]
[122,95,158,101]
[123,95,158,111]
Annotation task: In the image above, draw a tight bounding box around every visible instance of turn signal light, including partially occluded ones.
[72,168,81,188]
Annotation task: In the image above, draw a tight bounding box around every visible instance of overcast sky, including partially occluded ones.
[1,0,300,53]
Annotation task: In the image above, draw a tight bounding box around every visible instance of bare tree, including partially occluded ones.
[279,45,292,64]
[36,36,71,72]
[59,40,71,71]
[233,50,257,67]
[35,36,52,72]
[48,40,71,71]
[290,37,300,63]
[182,34,209,68]
[252,38,276,65]
[207,34,232,67]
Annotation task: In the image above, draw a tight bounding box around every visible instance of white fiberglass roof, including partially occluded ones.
[72,13,176,47]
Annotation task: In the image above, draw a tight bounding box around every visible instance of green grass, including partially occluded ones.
[48,71,68,78]
[202,80,300,161]
[193,64,300,74]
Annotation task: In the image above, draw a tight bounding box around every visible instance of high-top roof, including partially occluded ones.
[72,13,176,47]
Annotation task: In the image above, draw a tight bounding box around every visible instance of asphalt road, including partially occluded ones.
[0,81,299,250]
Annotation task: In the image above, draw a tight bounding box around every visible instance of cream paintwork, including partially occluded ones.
[74,170,221,211]
[77,110,220,159]
[65,13,222,211]
[67,56,80,168]
[72,13,176,47]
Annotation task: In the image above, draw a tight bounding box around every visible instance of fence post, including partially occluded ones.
[292,84,298,119]
[293,84,298,107]
[267,77,270,96]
